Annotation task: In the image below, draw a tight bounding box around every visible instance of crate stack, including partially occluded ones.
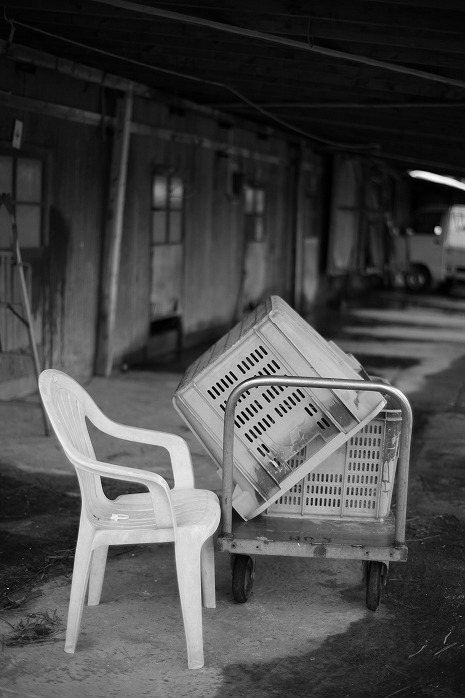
[174,296,397,521]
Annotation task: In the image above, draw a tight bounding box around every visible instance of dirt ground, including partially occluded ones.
[1,293,465,697]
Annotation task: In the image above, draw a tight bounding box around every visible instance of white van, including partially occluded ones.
[393,204,465,292]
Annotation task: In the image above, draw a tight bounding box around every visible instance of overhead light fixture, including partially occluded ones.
[408,169,465,192]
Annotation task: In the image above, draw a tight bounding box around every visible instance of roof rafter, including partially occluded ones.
[86,0,465,91]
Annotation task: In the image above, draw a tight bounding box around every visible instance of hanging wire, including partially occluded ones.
[3,9,16,48]
[6,18,380,152]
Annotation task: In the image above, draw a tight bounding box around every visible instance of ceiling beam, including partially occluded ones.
[210,101,465,110]
[0,83,292,165]
[88,0,465,91]
[8,0,465,29]
[40,28,463,70]
[11,14,465,56]
[0,39,232,122]
[289,114,465,144]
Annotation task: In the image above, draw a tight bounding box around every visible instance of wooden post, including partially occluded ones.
[95,90,133,376]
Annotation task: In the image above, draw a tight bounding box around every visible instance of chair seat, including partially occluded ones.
[172,489,220,529]
[89,488,219,532]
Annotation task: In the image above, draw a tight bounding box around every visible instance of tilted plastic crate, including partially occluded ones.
[265,403,402,521]
[173,296,386,520]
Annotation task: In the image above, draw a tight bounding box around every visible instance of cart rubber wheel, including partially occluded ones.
[232,555,255,603]
[366,561,386,611]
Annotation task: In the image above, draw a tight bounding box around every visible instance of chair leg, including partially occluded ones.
[64,520,95,653]
[88,545,109,606]
[174,534,204,669]
[201,535,216,609]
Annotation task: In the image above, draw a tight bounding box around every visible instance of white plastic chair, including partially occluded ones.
[38,369,221,669]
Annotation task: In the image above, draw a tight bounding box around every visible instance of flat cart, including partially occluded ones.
[217,376,413,611]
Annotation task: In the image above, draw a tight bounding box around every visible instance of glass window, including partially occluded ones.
[16,158,42,202]
[152,175,168,208]
[152,211,167,244]
[151,171,184,245]
[0,206,11,248]
[0,155,43,249]
[170,177,184,210]
[0,156,12,194]
[16,205,42,247]
[170,211,183,243]
[245,187,255,214]
[244,184,266,242]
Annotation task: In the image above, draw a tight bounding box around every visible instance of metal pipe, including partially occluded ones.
[222,377,412,546]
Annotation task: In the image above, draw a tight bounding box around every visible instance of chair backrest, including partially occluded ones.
[39,369,113,505]
[39,369,102,460]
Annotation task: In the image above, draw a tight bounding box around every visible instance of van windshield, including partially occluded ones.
[447,206,465,249]
[412,210,443,236]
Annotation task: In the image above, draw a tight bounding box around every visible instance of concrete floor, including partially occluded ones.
[1,289,465,697]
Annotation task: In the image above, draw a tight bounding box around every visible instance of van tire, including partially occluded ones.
[405,264,431,293]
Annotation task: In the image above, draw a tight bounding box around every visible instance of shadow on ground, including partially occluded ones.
[215,514,465,698]
[213,355,465,698]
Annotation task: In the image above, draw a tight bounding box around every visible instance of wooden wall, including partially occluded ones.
[115,98,306,364]
[47,118,105,377]
[0,58,106,386]
[0,53,325,389]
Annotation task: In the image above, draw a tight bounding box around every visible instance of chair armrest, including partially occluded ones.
[90,412,195,490]
[70,448,177,529]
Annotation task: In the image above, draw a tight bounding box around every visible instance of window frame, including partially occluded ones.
[0,151,45,250]
[244,183,266,243]
[151,169,185,246]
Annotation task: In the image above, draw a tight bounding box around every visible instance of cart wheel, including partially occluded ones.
[232,555,255,603]
[366,561,386,611]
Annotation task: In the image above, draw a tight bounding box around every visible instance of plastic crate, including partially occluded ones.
[266,407,402,521]
[173,296,386,520]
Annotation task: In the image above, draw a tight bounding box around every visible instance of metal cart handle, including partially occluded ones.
[222,376,413,547]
